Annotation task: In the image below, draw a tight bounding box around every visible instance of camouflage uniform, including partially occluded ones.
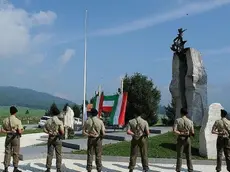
[44,115,64,172]
[212,117,230,172]
[83,116,105,172]
[127,116,149,172]
[174,116,194,172]
[2,115,23,172]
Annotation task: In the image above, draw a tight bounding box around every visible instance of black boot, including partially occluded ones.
[57,168,61,172]
[3,167,8,172]
[45,169,51,172]
[13,168,21,172]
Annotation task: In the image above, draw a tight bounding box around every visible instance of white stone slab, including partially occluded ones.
[199,103,223,159]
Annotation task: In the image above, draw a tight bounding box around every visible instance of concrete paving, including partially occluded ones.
[65,126,172,150]
[0,158,227,172]
[1,127,225,171]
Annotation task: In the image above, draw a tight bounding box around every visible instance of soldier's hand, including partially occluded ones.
[184,131,189,135]
[11,129,16,133]
[48,131,54,135]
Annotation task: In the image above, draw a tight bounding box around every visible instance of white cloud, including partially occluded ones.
[32,33,53,45]
[91,0,230,36]
[0,2,57,62]
[59,49,75,65]
[31,11,57,25]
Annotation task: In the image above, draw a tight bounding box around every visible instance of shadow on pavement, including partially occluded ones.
[34,163,79,172]
[18,163,44,172]
[159,143,200,157]
[151,164,201,172]
[114,163,160,172]
[74,162,120,172]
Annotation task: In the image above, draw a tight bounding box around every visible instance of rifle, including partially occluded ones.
[16,128,22,137]
[8,117,21,137]
[57,129,65,140]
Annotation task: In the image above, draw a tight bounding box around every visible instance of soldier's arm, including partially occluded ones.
[101,122,106,136]
[82,121,89,136]
[189,121,195,136]
[0,128,11,134]
[126,122,134,136]
[0,124,8,133]
[43,122,49,134]
[17,120,24,134]
[173,120,181,135]
[59,122,64,135]
[211,121,219,135]
[145,121,150,136]
[1,121,11,134]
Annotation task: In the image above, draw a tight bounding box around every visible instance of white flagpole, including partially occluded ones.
[83,9,88,125]
[120,77,124,94]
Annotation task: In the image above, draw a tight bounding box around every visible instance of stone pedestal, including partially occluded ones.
[169,48,208,126]
[199,103,223,159]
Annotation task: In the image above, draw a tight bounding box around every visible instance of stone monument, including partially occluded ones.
[169,28,208,126]
[199,103,223,159]
[61,106,75,139]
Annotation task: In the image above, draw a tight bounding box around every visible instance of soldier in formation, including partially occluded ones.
[212,109,230,172]
[173,108,194,172]
[126,113,150,172]
[82,108,105,172]
[0,106,23,172]
[43,107,64,172]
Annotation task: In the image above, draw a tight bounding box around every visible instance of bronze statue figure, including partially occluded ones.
[170,28,187,55]
[170,28,189,111]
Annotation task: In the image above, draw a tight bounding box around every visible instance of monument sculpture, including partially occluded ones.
[60,106,74,139]
[169,28,208,126]
[199,103,224,159]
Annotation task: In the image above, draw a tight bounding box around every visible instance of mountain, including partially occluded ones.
[158,105,166,114]
[0,86,75,110]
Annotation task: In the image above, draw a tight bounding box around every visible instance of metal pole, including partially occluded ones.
[83,9,88,125]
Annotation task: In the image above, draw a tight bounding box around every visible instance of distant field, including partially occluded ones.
[0,106,45,124]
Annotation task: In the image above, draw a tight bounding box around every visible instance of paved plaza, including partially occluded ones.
[0,158,227,172]
[0,129,228,171]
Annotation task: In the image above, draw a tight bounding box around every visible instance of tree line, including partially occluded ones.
[45,103,81,118]
[44,72,177,126]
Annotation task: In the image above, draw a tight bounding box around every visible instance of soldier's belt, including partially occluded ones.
[7,133,20,136]
[179,135,190,137]
[88,136,100,139]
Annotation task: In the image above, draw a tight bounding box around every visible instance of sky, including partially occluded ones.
[0,0,230,109]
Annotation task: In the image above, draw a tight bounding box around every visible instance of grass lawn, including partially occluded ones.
[73,128,204,159]
[0,128,44,137]
[0,106,45,125]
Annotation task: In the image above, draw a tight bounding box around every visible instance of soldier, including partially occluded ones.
[0,106,23,172]
[127,113,150,172]
[212,109,230,172]
[44,107,64,172]
[173,108,194,172]
[82,108,105,172]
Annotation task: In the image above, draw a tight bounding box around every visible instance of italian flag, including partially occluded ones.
[93,92,128,126]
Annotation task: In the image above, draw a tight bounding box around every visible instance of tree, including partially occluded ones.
[80,100,89,114]
[72,104,81,118]
[90,97,95,104]
[63,103,69,111]
[162,99,176,126]
[123,73,161,125]
[25,110,29,114]
[49,102,60,116]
